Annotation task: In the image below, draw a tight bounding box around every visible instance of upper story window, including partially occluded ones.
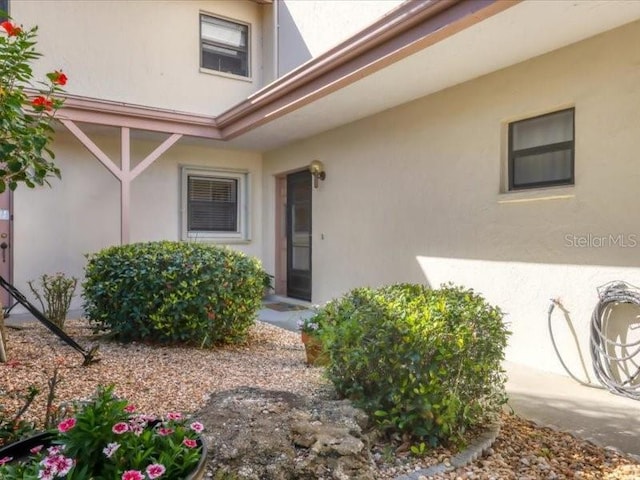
[200,13,249,78]
[508,108,574,190]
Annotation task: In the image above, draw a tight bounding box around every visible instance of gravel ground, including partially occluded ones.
[1,319,640,479]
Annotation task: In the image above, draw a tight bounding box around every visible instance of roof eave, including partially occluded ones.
[216,0,518,139]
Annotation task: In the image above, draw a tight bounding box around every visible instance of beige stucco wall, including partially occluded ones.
[14,131,263,312]
[10,0,268,115]
[277,0,403,76]
[263,20,640,375]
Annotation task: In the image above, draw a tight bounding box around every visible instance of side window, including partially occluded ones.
[508,108,575,190]
[181,167,249,241]
[200,14,249,78]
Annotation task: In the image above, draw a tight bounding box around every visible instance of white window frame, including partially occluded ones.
[199,12,251,80]
[181,166,250,242]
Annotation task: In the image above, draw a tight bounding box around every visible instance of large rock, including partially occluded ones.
[195,387,377,479]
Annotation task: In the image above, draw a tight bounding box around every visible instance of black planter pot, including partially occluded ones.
[0,432,207,479]
[0,432,55,463]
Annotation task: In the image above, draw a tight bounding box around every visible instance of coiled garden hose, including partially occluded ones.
[548,281,640,400]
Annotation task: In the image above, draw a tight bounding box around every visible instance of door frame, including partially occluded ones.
[0,190,13,309]
[274,168,312,300]
[275,174,287,296]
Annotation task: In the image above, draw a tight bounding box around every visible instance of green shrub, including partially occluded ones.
[28,272,78,329]
[317,283,510,446]
[83,241,265,346]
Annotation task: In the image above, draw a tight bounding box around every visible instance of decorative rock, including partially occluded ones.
[195,387,377,479]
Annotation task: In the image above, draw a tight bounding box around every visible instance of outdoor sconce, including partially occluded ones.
[309,160,326,188]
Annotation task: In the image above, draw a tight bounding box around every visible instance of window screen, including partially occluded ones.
[200,14,249,77]
[508,108,574,190]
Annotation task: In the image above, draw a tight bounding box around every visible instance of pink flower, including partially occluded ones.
[189,421,204,433]
[103,442,120,458]
[166,412,182,421]
[0,456,13,465]
[146,463,166,479]
[156,427,174,436]
[123,404,136,413]
[51,455,74,476]
[121,470,144,480]
[46,445,64,456]
[57,418,76,433]
[182,438,197,449]
[38,465,55,480]
[30,445,44,454]
[112,422,129,434]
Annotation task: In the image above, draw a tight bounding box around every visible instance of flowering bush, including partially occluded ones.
[297,316,320,335]
[0,386,204,479]
[0,19,67,192]
[298,303,335,335]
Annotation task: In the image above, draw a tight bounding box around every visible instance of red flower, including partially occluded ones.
[51,70,68,86]
[31,96,53,111]
[1,21,22,37]
[0,456,12,465]
[123,404,136,413]
[57,418,76,433]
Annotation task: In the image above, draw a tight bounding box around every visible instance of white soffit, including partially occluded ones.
[230,0,640,151]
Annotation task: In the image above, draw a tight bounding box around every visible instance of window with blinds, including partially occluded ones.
[188,176,238,232]
[508,108,575,190]
[181,167,248,241]
[200,14,249,77]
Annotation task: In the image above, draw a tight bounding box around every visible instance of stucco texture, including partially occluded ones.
[14,131,262,311]
[262,20,640,375]
[11,0,266,115]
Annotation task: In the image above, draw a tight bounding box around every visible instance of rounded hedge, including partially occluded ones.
[82,241,265,347]
[316,283,510,446]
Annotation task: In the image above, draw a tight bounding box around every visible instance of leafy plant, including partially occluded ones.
[83,241,266,346]
[318,283,510,447]
[0,19,67,192]
[28,273,78,329]
[298,301,336,335]
[0,384,38,447]
[297,316,321,335]
[0,367,63,447]
[0,385,204,479]
[410,441,427,457]
[261,272,274,296]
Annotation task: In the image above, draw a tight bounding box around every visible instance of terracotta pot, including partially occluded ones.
[0,431,207,479]
[301,331,329,366]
